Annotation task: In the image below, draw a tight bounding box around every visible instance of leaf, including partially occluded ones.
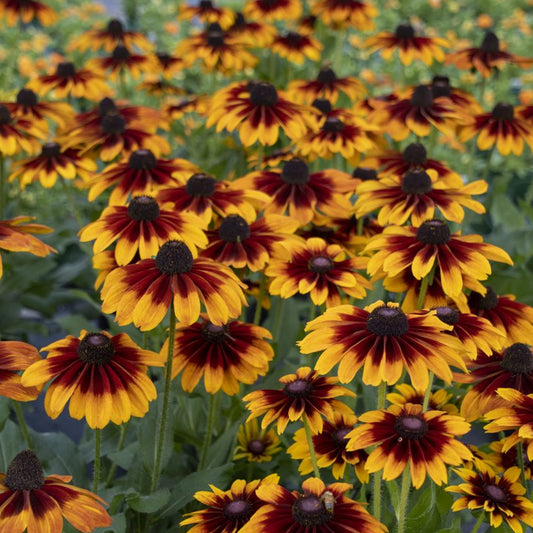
[126,488,170,513]
[385,479,400,513]
[0,420,25,471]
[404,482,440,533]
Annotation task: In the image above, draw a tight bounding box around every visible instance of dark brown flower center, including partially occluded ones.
[352,167,377,180]
[112,44,131,62]
[395,415,428,440]
[366,306,409,336]
[16,88,38,107]
[155,241,194,274]
[435,306,460,326]
[403,142,427,165]
[332,427,351,445]
[249,82,278,107]
[0,105,12,125]
[100,114,127,135]
[4,450,45,491]
[41,142,61,158]
[468,287,498,311]
[480,31,500,54]
[77,333,115,365]
[223,499,253,521]
[218,215,251,242]
[186,173,216,197]
[284,378,312,398]
[410,85,433,108]
[416,220,451,244]
[107,18,125,38]
[401,170,433,194]
[98,97,118,116]
[207,29,225,47]
[308,256,333,274]
[317,67,337,85]
[292,495,332,526]
[281,158,310,185]
[431,75,451,98]
[127,196,160,221]
[501,343,533,374]
[247,439,266,455]
[312,98,332,115]
[284,31,303,46]
[322,117,344,133]
[201,322,228,342]
[395,24,415,39]
[483,483,507,504]
[200,0,214,8]
[492,103,514,121]
[56,61,76,78]
[156,52,172,66]
[232,11,246,28]
[128,149,157,170]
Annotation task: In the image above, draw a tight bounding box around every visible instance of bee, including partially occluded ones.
[320,490,335,514]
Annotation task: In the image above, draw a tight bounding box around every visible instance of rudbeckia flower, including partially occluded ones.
[0,0,57,26]
[365,23,448,65]
[178,0,234,29]
[87,45,152,81]
[0,341,41,401]
[101,240,247,329]
[300,301,467,390]
[427,75,481,114]
[0,450,111,532]
[161,315,273,395]
[387,383,459,414]
[240,477,387,533]
[243,366,355,434]
[347,403,472,488]
[243,0,302,21]
[0,104,45,156]
[143,52,186,79]
[226,11,276,47]
[447,462,533,533]
[234,419,282,463]
[21,330,163,429]
[271,30,322,65]
[485,388,533,441]
[482,438,533,480]
[310,0,378,30]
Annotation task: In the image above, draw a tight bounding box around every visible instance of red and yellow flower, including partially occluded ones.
[234,419,282,463]
[0,341,41,402]
[0,0,57,26]
[310,0,378,30]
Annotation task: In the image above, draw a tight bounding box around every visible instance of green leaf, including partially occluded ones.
[0,420,25,471]
[404,482,440,533]
[126,488,170,513]
[385,479,400,513]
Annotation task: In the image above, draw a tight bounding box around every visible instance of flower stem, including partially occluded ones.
[471,512,485,533]
[150,304,176,493]
[422,372,434,411]
[12,401,31,448]
[302,414,320,479]
[105,422,129,487]
[253,273,266,325]
[93,428,101,494]
[373,381,387,521]
[417,265,435,309]
[481,145,496,183]
[199,392,217,470]
[397,466,411,533]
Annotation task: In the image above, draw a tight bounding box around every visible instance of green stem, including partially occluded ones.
[422,372,434,412]
[150,304,176,493]
[302,414,320,479]
[253,273,266,325]
[417,264,436,310]
[481,145,496,183]
[356,216,364,237]
[397,466,412,533]
[517,441,529,497]
[93,428,101,494]
[105,422,129,487]
[471,512,485,533]
[373,381,387,521]
[12,402,31,448]
[199,393,217,470]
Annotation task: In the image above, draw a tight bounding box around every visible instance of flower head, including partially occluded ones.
[0,341,41,401]
[234,419,282,463]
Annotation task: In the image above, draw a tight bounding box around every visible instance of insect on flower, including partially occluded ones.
[320,490,335,513]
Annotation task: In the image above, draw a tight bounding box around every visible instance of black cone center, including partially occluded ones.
[395,415,428,440]
[281,158,310,185]
[77,333,115,365]
[16,88,38,107]
[501,343,533,375]
[41,142,61,158]
[395,24,415,39]
[4,450,45,491]
[410,85,433,108]
[128,149,157,170]
[366,306,409,336]
[416,220,451,244]
[317,67,337,85]
[218,215,251,242]
[155,241,194,274]
[249,82,278,106]
[101,114,127,135]
[56,62,76,78]
[186,173,216,197]
[492,103,514,121]
[401,170,433,194]
[127,196,160,221]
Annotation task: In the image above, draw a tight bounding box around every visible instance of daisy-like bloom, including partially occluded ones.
[288,411,369,481]
[227,11,276,47]
[458,103,533,156]
[482,438,533,480]
[445,30,533,78]
[175,23,258,74]
[266,237,372,307]
[157,172,266,226]
[243,0,302,21]
[101,240,247,329]
[240,477,387,533]
[9,142,97,189]
[178,0,234,29]
[137,78,185,98]
[468,287,533,344]
[288,65,367,105]
[485,389,533,443]
[87,149,197,205]
[458,343,533,421]
[243,366,355,434]
[163,95,208,121]
[347,403,472,488]
[0,450,112,533]
[234,157,354,225]
[354,167,487,226]
[0,104,45,156]
[87,45,152,81]
[271,30,322,65]
[144,52,186,80]
[446,462,533,533]
[365,23,448,65]
[365,220,513,299]
[180,474,279,533]
[207,81,314,146]
[234,419,282,463]
[0,341,41,401]
[21,330,163,429]
[428,75,481,115]
[0,0,57,26]
[27,61,110,102]
[69,18,153,53]
[369,85,461,141]
[387,383,459,414]
[202,213,299,272]
[310,0,378,30]
[161,315,273,395]
[299,301,467,390]
[0,216,55,277]
[79,196,207,265]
